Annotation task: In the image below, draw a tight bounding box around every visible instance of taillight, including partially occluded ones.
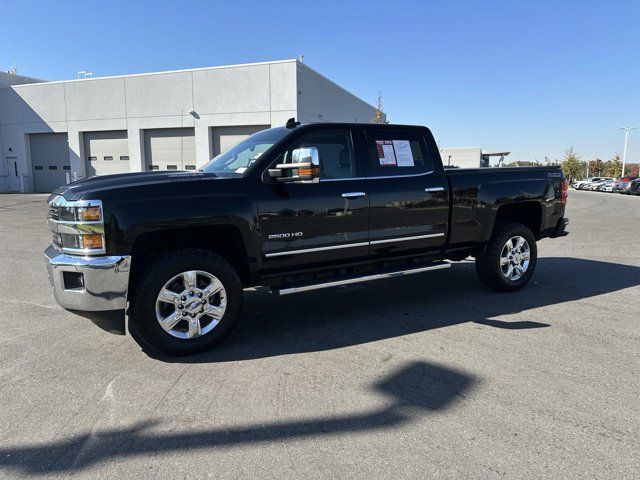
[561,180,568,204]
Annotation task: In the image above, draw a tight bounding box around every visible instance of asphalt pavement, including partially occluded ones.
[0,190,638,479]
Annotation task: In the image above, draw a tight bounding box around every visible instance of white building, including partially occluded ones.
[439,147,510,168]
[0,59,380,192]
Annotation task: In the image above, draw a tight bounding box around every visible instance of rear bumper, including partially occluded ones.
[44,245,131,312]
[550,217,569,238]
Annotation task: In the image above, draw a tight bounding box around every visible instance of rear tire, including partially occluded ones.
[475,222,537,292]
[128,248,243,355]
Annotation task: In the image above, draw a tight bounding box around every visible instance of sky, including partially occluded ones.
[1,0,638,164]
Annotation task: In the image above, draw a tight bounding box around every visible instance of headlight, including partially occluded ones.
[48,197,105,255]
[58,205,103,222]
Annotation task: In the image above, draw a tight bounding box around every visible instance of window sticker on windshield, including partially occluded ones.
[392,140,415,167]
[375,140,397,166]
[235,167,247,174]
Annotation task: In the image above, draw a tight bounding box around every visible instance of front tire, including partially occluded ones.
[475,222,537,292]
[128,248,243,355]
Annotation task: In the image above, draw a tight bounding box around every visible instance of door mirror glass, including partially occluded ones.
[291,147,319,166]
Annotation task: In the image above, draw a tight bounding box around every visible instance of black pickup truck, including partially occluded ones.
[45,121,569,354]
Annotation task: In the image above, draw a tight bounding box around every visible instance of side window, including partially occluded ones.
[366,131,433,177]
[282,130,356,180]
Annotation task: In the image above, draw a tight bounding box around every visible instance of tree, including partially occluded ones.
[507,161,538,167]
[604,154,622,178]
[560,147,585,181]
[588,159,604,176]
[370,93,388,124]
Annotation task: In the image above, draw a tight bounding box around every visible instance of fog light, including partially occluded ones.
[63,271,84,290]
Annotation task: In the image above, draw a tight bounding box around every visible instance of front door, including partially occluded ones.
[258,128,369,273]
[364,127,449,256]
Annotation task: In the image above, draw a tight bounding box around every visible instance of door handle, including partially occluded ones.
[424,187,445,193]
[342,191,367,199]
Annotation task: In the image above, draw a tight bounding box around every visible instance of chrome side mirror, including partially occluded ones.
[268,147,320,182]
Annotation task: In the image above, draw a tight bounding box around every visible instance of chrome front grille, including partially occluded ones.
[48,201,61,249]
[48,203,59,221]
[52,232,63,249]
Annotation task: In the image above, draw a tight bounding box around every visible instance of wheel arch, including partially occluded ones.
[493,201,542,237]
[129,225,252,286]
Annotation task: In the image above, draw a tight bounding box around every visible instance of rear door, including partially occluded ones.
[364,127,449,256]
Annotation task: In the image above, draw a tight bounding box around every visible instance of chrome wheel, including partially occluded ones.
[499,236,531,281]
[155,270,227,340]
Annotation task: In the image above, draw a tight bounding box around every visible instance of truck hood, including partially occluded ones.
[50,171,219,201]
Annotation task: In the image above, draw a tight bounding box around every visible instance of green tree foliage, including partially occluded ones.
[560,147,585,180]
[604,154,622,178]
[506,161,538,167]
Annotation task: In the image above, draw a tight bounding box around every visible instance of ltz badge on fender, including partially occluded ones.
[268,232,304,240]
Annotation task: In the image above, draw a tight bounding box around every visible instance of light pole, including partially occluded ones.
[584,153,592,178]
[620,127,638,178]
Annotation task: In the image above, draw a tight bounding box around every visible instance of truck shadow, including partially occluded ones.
[161,256,639,364]
[0,360,475,475]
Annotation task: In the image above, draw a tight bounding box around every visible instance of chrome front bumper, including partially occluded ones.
[44,245,131,311]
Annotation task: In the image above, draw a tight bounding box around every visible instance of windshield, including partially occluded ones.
[200,127,289,177]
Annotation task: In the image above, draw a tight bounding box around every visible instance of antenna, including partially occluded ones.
[285,118,301,129]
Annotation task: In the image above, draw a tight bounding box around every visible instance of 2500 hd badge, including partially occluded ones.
[44,120,569,355]
[268,232,304,239]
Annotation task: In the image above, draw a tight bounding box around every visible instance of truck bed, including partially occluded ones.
[445,166,565,247]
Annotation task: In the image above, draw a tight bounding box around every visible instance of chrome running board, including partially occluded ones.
[275,262,450,296]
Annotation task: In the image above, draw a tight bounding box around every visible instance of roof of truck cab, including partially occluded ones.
[292,122,425,128]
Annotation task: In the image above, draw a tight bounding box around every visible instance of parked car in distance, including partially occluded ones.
[573,177,607,190]
[584,177,615,190]
[628,178,640,195]
[614,176,639,193]
[596,179,616,192]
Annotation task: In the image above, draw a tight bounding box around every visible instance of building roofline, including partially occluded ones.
[0,71,46,85]
[9,58,299,88]
[439,147,482,150]
[295,61,377,110]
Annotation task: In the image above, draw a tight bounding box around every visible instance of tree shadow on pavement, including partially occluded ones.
[159,256,639,363]
[0,361,476,475]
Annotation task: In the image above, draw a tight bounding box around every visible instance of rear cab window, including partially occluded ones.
[364,129,433,177]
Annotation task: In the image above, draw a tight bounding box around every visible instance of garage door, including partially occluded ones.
[144,128,196,171]
[211,125,270,157]
[84,131,129,177]
[30,133,70,193]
